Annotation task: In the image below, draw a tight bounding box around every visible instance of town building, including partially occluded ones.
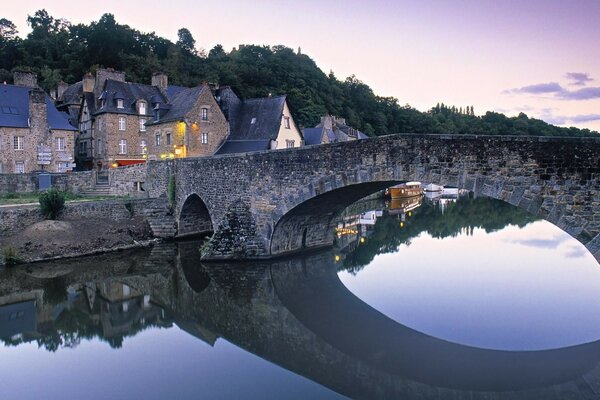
[303,115,368,146]
[145,83,229,161]
[0,71,76,173]
[214,88,303,154]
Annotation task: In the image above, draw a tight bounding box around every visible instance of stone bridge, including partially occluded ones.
[144,134,600,262]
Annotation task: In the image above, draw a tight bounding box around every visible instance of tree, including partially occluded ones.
[0,18,18,41]
[176,28,196,55]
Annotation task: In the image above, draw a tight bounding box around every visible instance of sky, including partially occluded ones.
[3,0,600,131]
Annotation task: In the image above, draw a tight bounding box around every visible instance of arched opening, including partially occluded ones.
[178,194,214,239]
[270,181,399,256]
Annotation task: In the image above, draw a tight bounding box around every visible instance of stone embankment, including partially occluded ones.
[0,197,175,266]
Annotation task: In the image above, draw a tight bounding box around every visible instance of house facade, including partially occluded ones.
[145,83,229,161]
[0,71,76,173]
[214,89,303,155]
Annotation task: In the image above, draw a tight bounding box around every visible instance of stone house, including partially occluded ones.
[75,69,169,170]
[303,115,368,146]
[0,71,76,173]
[145,83,229,161]
[214,88,304,154]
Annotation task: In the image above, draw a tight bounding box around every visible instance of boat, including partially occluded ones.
[424,183,443,192]
[387,182,423,199]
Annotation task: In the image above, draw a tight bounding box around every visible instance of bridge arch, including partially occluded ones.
[178,193,214,238]
[269,180,402,256]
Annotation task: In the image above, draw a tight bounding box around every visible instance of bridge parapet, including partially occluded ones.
[145,134,600,262]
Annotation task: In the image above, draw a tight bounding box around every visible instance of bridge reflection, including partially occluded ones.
[2,241,600,399]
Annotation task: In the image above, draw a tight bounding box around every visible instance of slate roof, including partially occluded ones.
[228,96,286,141]
[0,84,76,130]
[146,85,207,126]
[58,81,83,105]
[165,85,187,101]
[303,127,324,145]
[94,80,167,116]
[215,140,271,155]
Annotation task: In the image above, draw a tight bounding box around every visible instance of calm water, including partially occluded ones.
[1,194,599,399]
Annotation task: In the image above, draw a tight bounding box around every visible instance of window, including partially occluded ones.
[155,133,161,146]
[201,108,208,121]
[140,140,147,155]
[284,116,291,129]
[13,136,24,150]
[117,99,124,109]
[201,132,208,144]
[139,117,146,132]
[119,117,126,131]
[55,137,65,151]
[97,139,103,155]
[250,117,256,125]
[15,161,25,173]
[79,141,87,156]
[119,139,127,154]
[286,139,295,148]
[57,162,69,173]
[166,133,172,146]
[0,162,3,173]
[139,102,146,115]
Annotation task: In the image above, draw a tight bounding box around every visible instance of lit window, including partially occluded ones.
[284,116,290,129]
[55,137,65,151]
[139,117,146,132]
[117,99,124,109]
[140,140,147,155]
[251,117,256,124]
[166,133,172,145]
[15,161,25,173]
[119,139,127,154]
[139,102,146,115]
[286,139,295,148]
[13,136,24,150]
[155,133,161,146]
[201,132,208,144]
[201,108,208,121]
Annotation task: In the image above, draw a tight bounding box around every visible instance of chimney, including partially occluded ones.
[83,72,95,93]
[29,88,50,144]
[94,68,125,98]
[152,72,168,92]
[57,80,69,99]
[14,70,38,88]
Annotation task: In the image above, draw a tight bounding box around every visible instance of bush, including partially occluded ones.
[168,174,176,206]
[39,188,66,220]
[1,247,21,266]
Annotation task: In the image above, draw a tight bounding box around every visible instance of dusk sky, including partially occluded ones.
[4,0,600,131]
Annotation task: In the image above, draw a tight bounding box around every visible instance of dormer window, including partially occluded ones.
[117,99,124,109]
[139,102,147,115]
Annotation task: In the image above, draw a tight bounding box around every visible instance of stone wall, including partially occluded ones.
[160,134,600,261]
[109,163,148,196]
[0,198,155,236]
[0,170,95,194]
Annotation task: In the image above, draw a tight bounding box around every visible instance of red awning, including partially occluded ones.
[115,159,146,167]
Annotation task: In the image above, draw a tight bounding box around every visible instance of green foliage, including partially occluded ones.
[1,246,22,266]
[168,174,176,207]
[0,10,597,137]
[39,187,66,219]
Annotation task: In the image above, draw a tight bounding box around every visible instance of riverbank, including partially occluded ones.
[0,199,164,266]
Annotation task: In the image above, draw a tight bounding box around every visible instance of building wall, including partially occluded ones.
[96,113,149,167]
[146,87,228,160]
[274,102,303,149]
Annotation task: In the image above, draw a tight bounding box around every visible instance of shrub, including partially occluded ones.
[1,247,21,266]
[39,188,66,220]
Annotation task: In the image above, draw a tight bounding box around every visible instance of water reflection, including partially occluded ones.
[1,196,599,399]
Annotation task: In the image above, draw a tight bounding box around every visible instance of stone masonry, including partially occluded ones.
[142,134,600,263]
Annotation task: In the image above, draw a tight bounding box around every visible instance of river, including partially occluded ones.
[0,193,599,399]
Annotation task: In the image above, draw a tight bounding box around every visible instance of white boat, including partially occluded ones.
[424,183,443,192]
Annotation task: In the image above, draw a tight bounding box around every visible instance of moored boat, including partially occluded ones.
[387,182,423,199]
